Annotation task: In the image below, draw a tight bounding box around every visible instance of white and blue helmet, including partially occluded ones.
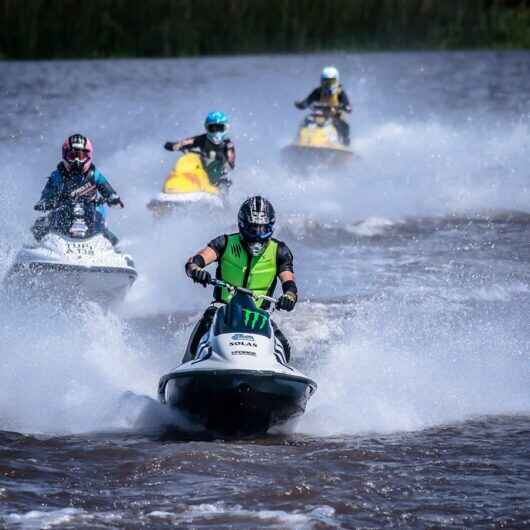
[321,66,340,97]
[205,111,229,145]
[321,66,339,84]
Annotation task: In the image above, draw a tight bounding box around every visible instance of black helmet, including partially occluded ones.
[238,196,276,256]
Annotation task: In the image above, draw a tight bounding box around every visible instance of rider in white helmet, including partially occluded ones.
[295,66,352,146]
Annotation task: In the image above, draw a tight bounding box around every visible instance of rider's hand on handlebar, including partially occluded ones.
[107,195,124,208]
[34,200,48,212]
[164,142,178,151]
[277,292,297,312]
[190,268,211,287]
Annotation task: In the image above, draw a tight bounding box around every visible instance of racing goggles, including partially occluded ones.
[241,223,274,243]
[322,78,338,87]
[207,123,227,133]
[65,148,90,162]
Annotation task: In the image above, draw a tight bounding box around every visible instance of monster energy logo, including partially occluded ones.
[243,309,268,330]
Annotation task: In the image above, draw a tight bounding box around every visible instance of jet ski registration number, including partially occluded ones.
[66,242,95,257]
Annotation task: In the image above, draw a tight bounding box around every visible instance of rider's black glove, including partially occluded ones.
[107,194,124,208]
[277,292,297,312]
[294,101,305,110]
[164,142,176,151]
[217,177,232,189]
[34,200,48,212]
[190,268,211,287]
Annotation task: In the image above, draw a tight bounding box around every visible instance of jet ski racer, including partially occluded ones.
[32,134,124,245]
[295,66,352,146]
[185,196,297,360]
[164,111,235,187]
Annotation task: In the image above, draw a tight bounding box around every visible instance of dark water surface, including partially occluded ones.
[0,52,529,528]
[2,417,529,529]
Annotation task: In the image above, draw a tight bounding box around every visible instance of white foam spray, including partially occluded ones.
[0,53,528,435]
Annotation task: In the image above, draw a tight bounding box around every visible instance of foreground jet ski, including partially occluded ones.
[4,199,137,305]
[281,103,355,169]
[158,280,317,436]
[147,152,226,215]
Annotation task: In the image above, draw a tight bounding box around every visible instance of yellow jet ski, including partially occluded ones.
[281,103,355,169]
[147,152,225,215]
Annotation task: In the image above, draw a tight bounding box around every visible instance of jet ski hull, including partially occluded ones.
[159,369,316,436]
[282,144,355,169]
[147,192,224,216]
[5,203,137,305]
[5,258,137,305]
[148,153,225,216]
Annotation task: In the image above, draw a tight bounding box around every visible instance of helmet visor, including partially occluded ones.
[207,123,227,133]
[65,148,89,162]
[322,78,337,87]
[241,223,274,243]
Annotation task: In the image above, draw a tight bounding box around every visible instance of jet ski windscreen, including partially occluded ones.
[214,292,272,338]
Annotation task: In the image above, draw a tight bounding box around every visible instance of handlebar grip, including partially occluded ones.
[205,279,278,305]
[260,295,278,305]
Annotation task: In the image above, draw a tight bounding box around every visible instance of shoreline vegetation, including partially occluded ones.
[1,0,529,60]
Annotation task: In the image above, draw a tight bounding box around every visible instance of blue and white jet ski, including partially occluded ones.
[4,199,137,305]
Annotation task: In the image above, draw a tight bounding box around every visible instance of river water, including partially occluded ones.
[0,51,529,529]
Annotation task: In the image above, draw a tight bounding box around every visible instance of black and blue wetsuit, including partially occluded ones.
[33,162,121,244]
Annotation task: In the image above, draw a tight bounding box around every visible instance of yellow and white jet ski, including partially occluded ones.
[147,152,225,215]
[282,103,355,169]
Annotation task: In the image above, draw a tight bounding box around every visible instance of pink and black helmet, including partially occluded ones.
[62,134,93,173]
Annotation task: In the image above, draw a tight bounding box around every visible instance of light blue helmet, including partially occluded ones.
[204,111,229,145]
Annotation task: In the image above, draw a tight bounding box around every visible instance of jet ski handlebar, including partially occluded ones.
[310,103,342,115]
[208,279,278,306]
[43,196,111,213]
[311,102,333,109]
[175,146,203,155]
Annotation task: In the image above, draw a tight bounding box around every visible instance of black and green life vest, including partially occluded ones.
[219,234,278,308]
[320,85,342,107]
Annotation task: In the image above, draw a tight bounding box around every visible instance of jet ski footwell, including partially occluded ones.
[281,144,355,167]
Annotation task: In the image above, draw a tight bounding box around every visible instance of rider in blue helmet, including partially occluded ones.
[164,111,235,187]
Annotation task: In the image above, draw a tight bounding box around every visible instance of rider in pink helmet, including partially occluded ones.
[32,134,124,245]
[62,134,94,174]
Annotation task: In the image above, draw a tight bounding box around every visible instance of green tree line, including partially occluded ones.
[1,0,529,59]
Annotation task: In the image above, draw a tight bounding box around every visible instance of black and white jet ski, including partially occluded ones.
[158,280,317,436]
[4,199,137,305]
